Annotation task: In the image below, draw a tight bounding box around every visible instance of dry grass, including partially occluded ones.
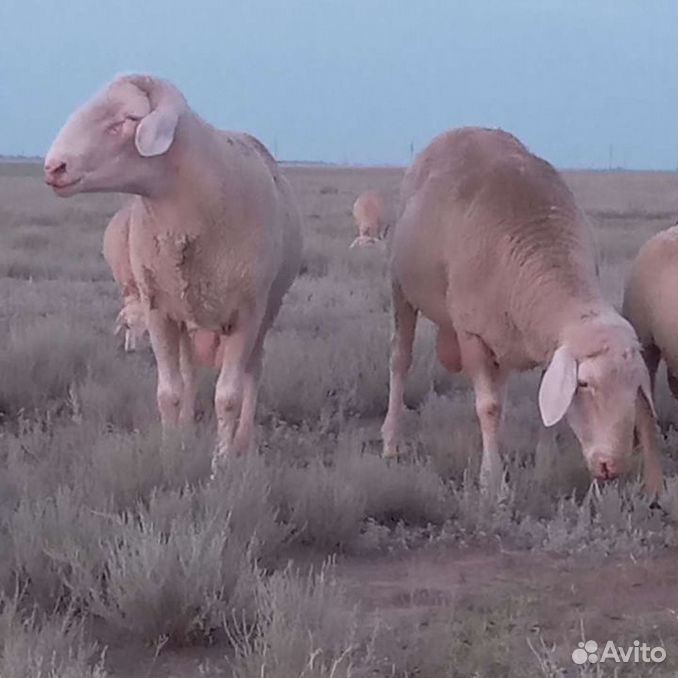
[0,162,675,677]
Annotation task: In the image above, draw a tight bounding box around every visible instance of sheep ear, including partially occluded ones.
[638,363,657,419]
[135,108,178,157]
[539,346,577,427]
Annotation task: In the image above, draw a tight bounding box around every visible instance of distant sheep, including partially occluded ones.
[623,225,678,402]
[382,127,661,495]
[45,73,302,474]
[350,190,387,248]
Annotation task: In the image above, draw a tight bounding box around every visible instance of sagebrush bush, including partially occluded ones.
[348,450,453,527]
[229,562,371,678]
[85,488,234,642]
[74,454,288,643]
[418,390,478,481]
[4,486,110,609]
[0,318,99,417]
[85,428,212,511]
[0,597,106,678]
[278,459,367,551]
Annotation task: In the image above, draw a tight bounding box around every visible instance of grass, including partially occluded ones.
[227,562,365,678]
[0,595,106,678]
[0,163,675,676]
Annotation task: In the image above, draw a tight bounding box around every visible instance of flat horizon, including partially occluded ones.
[2,2,675,169]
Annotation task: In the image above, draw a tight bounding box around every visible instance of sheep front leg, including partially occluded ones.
[635,343,663,496]
[381,280,418,459]
[461,334,508,494]
[635,394,663,497]
[147,311,183,431]
[178,329,197,425]
[212,311,261,476]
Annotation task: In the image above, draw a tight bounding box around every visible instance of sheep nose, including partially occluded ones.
[44,159,67,185]
[591,455,622,481]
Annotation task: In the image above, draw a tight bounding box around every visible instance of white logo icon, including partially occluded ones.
[572,640,599,665]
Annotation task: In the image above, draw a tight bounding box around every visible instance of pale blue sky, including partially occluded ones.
[1,1,676,168]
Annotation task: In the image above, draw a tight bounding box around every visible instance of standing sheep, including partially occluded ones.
[103,204,225,366]
[381,127,661,494]
[102,204,146,352]
[623,225,678,401]
[45,73,302,473]
[350,190,387,248]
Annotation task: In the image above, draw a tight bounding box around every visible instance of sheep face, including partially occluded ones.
[539,330,655,482]
[44,76,178,196]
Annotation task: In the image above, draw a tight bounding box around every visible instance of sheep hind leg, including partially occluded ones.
[381,281,418,459]
[212,311,262,476]
[231,337,264,457]
[461,334,508,495]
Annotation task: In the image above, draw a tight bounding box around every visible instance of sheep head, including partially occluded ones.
[44,73,185,196]
[539,315,655,482]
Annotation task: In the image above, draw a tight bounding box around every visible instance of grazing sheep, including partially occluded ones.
[45,73,302,473]
[102,205,147,352]
[350,190,387,248]
[623,225,678,402]
[381,127,661,494]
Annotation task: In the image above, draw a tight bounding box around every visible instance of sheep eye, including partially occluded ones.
[577,380,589,389]
[108,121,124,135]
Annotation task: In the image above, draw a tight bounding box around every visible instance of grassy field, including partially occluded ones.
[0,161,675,677]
